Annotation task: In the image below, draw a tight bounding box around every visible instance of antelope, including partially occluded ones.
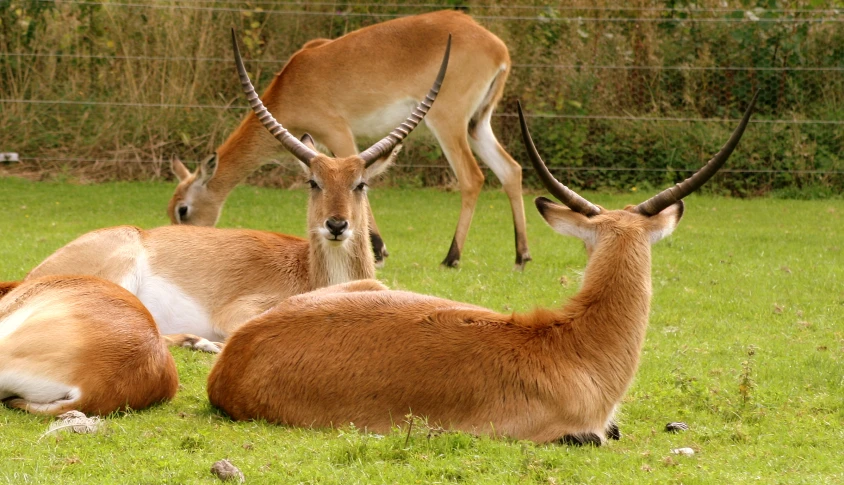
[0,275,178,415]
[19,31,448,352]
[207,95,757,444]
[169,10,532,270]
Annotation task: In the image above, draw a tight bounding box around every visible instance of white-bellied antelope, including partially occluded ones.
[207,94,757,444]
[20,31,449,350]
[169,10,531,269]
[0,275,178,416]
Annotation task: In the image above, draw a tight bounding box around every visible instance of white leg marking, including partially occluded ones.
[189,338,222,353]
[468,113,520,185]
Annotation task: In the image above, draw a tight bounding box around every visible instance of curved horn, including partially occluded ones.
[517,101,601,217]
[358,34,452,167]
[231,28,318,165]
[635,91,759,216]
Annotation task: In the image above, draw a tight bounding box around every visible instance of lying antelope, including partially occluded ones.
[0,275,178,415]
[169,10,531,269]
[20,31,449,350]
[207,95,757,444]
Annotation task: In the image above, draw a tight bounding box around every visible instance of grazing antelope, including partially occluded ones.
[169,10,531,269]
[21,31,448,350]
[207,95,757,444]
[0,275,178,416]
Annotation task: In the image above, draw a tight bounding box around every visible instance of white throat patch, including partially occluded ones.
[320,240,354,286]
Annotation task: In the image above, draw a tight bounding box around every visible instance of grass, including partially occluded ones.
[0,176,842,483]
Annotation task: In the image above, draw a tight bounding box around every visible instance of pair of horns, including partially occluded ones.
[518,90,759,217]
[232,29,450,168]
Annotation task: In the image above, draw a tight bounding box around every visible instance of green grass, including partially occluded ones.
[0,176,842,483]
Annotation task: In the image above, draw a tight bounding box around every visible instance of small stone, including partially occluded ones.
[665,422,689,433]
[211,459,245,483]
[670,447,695,456]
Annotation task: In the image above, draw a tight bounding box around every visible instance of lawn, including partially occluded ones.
[0,176,841,484]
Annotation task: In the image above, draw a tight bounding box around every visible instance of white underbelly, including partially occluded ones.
[0,370,79,403]
[349,98,421,139]
[120,257,218,341]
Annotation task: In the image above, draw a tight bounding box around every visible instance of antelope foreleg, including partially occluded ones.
[162,334,222,353]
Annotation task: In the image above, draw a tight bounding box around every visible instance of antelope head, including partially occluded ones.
[230,29,450,247]
[518,92,757,254]
[169,155,222,226]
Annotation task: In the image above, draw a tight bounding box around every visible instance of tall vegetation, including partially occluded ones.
[0,0,841,194]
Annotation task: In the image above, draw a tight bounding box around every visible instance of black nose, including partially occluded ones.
[325,218,348,236]
[178,206,189,220]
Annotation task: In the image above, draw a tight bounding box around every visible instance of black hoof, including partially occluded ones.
[557,432,602,447]
[370,232,387,262]
[665,422,689,433]
[606,422,621,440]
[441,237,460,268]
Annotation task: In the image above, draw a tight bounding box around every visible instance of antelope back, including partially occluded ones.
[0,275,178,415]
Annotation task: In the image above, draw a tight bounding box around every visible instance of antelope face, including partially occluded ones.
[303,146,398,246]
[168,155,222,226]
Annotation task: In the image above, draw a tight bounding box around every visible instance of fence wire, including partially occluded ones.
[1,1,842,191]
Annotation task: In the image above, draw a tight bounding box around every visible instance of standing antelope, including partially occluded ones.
[0,275,178,415]
[207,95,757,444]
[20,31,449,350]
[169,10,531,269]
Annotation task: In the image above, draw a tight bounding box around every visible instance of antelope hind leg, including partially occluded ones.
[3,396,80,416]
[556,432,603,447]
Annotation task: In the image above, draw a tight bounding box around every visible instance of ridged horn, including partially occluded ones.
[358,34,452,167]
[635,91,759,216]
[231,28,318,165]
[517,101,601,217]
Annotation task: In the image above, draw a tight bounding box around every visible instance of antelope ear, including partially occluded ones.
[647,200,684,244]
[198,154,218,185]
[364,144,401,180]
[171,159,191,181]
[300,133,317,151]
[535,197,597,248]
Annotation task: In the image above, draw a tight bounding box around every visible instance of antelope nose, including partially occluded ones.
[325,218,348,237]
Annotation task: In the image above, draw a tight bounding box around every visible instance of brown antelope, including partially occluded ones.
[0,275,178,415]
[207,95,757,444]
[20,31,448,352]
[169,10,531,269]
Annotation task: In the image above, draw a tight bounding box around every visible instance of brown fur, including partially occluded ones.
[168,10,530,268]
[0,281,19,299]
[207,199,685,443]
[26,149,397,343]
[0,275,178,415]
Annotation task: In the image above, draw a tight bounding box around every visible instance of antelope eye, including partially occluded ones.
[308,180,319,190]
[355,182,367,191]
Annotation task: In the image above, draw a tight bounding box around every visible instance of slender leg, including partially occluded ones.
[469,116,531,270]
[162,334,222,353]
[4,397,80,416]
[427,124,485,268]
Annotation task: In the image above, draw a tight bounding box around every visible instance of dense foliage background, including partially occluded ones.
[1,0,842,195]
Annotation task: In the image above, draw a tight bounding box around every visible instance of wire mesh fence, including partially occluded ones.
[1,0,842,194]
